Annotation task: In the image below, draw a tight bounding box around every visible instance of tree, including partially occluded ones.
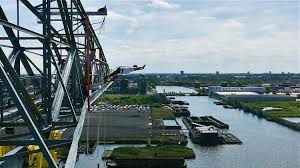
[265,87,272,94]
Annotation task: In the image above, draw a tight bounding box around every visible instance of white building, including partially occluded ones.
[208,86,265,94]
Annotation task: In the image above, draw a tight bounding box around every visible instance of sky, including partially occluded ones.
[0,0,299,73]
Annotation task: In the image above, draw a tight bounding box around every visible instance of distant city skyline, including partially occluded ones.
[1,0,299,73]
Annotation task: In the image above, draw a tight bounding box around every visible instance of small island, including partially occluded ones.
[106,145,195,168]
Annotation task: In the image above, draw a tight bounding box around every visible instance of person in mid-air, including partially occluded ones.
[105,65,146,81]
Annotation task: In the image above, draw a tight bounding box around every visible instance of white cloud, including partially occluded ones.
[0,0,298,73]
[148,0,180,9]
[223,19,245,29]
[101,2,298,73]
[260,24,276,32]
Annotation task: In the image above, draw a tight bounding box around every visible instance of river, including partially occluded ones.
[76,86,300,168]
[157,86,300,168]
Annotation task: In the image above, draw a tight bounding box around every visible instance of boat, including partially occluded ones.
[214,101,226,105]
[223,105,234,109]
[170,100,189,105]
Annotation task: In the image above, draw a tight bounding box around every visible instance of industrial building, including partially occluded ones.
[110,76,147,94]
[163,120,181,130]
[213,92,296,102]
[208,86,265,95]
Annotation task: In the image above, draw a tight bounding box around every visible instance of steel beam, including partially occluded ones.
[0,7,20,48]
[20,0,67,43]
[42,0,52,125]
[51,50,75,121]
[0,18,68,47]
[50,49,77,122]
[0,1,111,167]
[41,11,107,16]
[65,81,113,168]
[0,48,57,168]
[0,48,45,127]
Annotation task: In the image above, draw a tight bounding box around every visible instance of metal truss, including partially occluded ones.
[0,1,109,167]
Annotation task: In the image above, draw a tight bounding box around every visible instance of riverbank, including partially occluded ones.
[227,100,300,131]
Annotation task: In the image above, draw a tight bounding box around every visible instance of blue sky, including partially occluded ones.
[0,0,299,73]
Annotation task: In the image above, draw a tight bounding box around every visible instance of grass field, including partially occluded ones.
[152,107,176,120]
[241,101,300,117]
[152,107,176,128]
[95,94,165,106]
[111,145,195,159]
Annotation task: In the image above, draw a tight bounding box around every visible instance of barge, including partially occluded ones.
[167,104,190,117]
[214,101,226,105]
[223,105,234,109]
[107,158,187,168]
[183,118,222,145]
[183,117,242,145]
[167,99,189,105]
[189,116,229,129]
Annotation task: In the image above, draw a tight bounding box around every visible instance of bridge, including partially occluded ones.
[0,1,112,167]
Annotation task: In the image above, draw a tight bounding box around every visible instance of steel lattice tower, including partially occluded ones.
[0,1,110,167]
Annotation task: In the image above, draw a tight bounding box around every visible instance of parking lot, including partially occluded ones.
[81,104,151,138]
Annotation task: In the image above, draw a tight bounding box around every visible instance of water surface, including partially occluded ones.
[177,96,300,168]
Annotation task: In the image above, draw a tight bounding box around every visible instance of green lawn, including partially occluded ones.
[242,101,300,117]
[111,145,195,159]
[95,94,165,106]
[152,107,175,120]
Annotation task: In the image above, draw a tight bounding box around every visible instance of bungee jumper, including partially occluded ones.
[105,64,146,81]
